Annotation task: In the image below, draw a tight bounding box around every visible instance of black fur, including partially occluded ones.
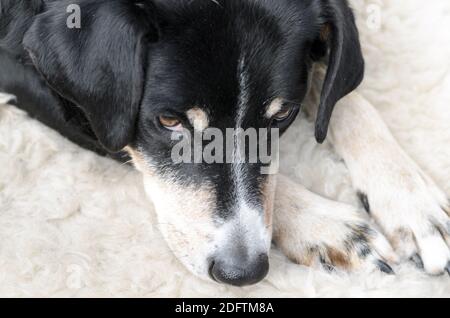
[0,0,363,150]
[314,0,364,143]
[23,0,154,152]
[0,0,364,214]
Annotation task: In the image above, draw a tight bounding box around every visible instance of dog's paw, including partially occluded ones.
[358,169,450,276]
[273,179,398,274]
[360,185,450,275]
[307,222,397,274]
[329,93,450,275]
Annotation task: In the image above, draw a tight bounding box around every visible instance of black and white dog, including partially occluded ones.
[1,0,449,286]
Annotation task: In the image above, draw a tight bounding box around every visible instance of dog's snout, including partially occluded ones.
[209,253,269,287]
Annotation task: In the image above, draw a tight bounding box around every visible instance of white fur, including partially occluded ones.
[0,93,15,104]
[329,92,450,274]
[273,175,398,269]
[0,0,450,297]
[216,203,272,260]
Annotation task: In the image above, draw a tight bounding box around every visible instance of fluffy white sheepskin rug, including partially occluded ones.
[1,0,449,297]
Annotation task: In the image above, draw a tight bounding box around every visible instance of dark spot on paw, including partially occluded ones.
[344,223,374,260]
[376,260,395,275]
[320,255,336,273]
[357,191,371,214]
[346,223,373,244]
[356,243,371,258]
[441,204,450,218]
[410,253,424,270]
[344,235,369,257]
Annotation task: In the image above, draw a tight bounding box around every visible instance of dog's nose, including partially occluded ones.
[209,253,269,286]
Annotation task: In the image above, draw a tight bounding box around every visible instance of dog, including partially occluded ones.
[0,0,449,287]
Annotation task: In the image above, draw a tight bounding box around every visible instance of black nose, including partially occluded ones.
[209,253,269,287]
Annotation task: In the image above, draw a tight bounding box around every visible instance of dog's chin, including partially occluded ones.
[138,171,218,281]
[158,222,213,280]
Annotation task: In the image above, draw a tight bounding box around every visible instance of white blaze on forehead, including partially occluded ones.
[265,98,284,119]
[224,57,272,253]
[187,107,209,132]
[236,57,250,129]
[233,57,250,210]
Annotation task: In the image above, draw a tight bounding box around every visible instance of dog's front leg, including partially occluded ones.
[329,92,450,275]
[273,175,397,273]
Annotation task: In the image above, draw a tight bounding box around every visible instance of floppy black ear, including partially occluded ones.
[23,0,159,152]
[314,0,365,143]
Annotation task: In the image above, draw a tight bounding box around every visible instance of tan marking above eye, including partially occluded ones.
[265,98,284,119]
[187,107,209,132]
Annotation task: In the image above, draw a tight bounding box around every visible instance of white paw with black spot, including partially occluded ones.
[317,222,397,275]
[358,182,450,276]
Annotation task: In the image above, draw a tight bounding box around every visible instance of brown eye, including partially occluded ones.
[273,107,294,121]
[159,115,182,130]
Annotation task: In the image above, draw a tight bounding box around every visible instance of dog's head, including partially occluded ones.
[23,0,363,286]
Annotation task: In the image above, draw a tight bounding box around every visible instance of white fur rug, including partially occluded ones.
[0,0,449,297]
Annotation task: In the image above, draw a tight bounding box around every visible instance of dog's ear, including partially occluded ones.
[23,0,160,152]
[314,0,365,143]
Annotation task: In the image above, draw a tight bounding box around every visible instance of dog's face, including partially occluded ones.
[24,0,363,286]
[126,2,309,283]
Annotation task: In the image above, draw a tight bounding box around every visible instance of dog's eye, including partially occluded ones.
[273,106,295,122]
[159,115,183,131]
